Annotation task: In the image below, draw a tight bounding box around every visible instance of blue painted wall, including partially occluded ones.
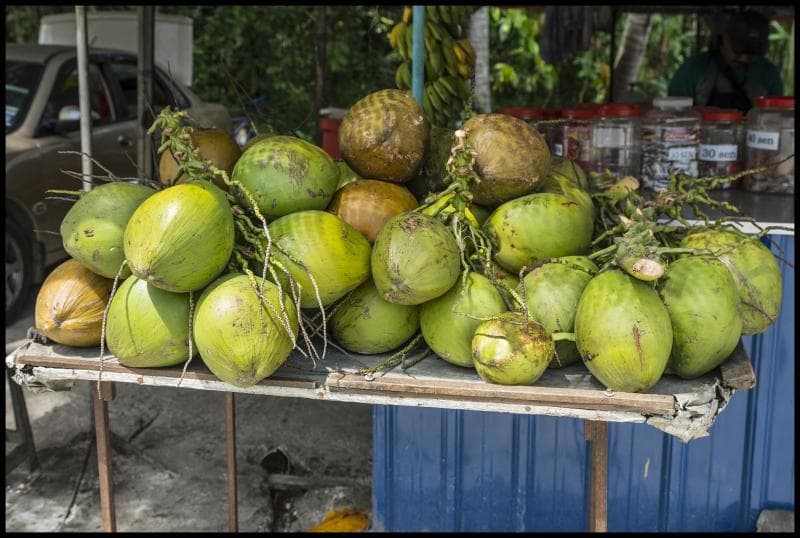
[372,234,794,532]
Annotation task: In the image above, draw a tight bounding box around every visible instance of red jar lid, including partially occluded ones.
[561,108,595,119]
[702,109,743,122]
[755,96,795,108]
[595,103,641,117]
[542,109,561,119]
[497,107,544,119]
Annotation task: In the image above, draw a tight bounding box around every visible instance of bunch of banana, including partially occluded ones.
[389,5,476,127]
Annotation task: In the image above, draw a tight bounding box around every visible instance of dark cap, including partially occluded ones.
[724,11,769,56]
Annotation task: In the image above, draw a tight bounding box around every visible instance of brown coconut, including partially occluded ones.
[159,127,242,190]
[463,114,551,206]
[328,179,418,243]
[338,89,430,184]
[34,259,114,347]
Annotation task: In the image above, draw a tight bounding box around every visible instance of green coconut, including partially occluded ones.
[193,273,299,388]
[105,275,195,368]
[680,228,782,335]
[522,256,597,368]
[231,135,339,220]
[463,114,551,206]
[266,210,372,308]
[124,181,234,293]
[483,191,594,274]
[338,89,430,183]
[547,156,589,191]
[242,132,277,152]
[420,272,507,368]
[574,270,673,393]
[330,279,420,354]
[472,311,554,385]
[371,211,461,305]
[60,181,155,278]
[657,256,742,379]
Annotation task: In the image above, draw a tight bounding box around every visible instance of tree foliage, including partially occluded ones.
[5,5,794,138]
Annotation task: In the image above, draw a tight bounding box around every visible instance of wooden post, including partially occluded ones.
[226,392,238,532]
[94,381,117,532]
[585,420,608,532]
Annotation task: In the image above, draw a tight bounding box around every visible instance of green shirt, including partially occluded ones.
[668,51,784,106]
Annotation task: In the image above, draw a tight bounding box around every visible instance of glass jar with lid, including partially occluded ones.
[640,96,701,191]
[550,108,594,171]
[743,96,794,193]
[698,109,744,189]
[588,103,642,190]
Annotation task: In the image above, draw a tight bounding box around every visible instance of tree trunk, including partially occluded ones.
[611,13,653,102]
[468,7,491,114]
[314,6,327,146]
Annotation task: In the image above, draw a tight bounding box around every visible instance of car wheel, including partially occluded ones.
[6,218,34,325]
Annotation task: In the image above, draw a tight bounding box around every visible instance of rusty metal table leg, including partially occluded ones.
[585,420,608,532]
[94,381,117,532]
[226,392,238,532]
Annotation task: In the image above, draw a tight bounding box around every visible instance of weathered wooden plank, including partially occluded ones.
[14,354,319,390]
[719,341,756,390]
[328,373,677,415]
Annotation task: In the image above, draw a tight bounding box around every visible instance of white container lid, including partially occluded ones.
[652,96,693,110]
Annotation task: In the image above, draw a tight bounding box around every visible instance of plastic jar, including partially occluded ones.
[588,103,642,189]
[550,108,594,171]
[743,96,795,193]
[698,109,744,189]
[640,96,701,191]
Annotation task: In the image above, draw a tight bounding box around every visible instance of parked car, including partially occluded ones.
[5,43,233,324]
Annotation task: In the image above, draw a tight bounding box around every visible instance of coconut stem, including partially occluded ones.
[177,291,195,387]
[96,259,128,398]
[358,333,425,376]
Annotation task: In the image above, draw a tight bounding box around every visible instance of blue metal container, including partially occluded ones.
[372,234,794,532]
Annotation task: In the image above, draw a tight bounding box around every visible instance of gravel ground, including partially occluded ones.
[5,287,373,532]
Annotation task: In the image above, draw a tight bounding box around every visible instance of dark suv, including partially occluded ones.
[6,44,232,323]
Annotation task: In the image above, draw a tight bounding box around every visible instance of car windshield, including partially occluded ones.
[6,60,43,134]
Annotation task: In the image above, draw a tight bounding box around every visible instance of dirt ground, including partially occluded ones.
[5,288,374,532]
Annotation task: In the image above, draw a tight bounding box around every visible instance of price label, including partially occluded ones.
[593,128,625,148]
[699,144,738,162]
[667,146,697,162]
[553,143,563,157]
[746,130,780,151]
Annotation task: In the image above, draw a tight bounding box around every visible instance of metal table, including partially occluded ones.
[6,338,755,532]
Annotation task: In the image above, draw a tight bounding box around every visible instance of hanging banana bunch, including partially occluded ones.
[388,5,476,128]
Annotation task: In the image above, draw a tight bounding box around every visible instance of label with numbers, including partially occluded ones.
[699,144,738,162]
[553,143,563,156]
[666,146,697,162]
[592,127,625,148]
[746,130,780,150]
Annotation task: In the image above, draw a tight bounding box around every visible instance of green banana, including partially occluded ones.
[426,20,445,42]
[438,75,459,98]
[426,83,443,112]
[432,78,451,105]
[429,47,444,77]
[438,5,453,26]
[422,90,434,121]
[426,5,440,24]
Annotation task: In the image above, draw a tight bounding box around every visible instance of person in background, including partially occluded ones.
[668,9,784,113]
